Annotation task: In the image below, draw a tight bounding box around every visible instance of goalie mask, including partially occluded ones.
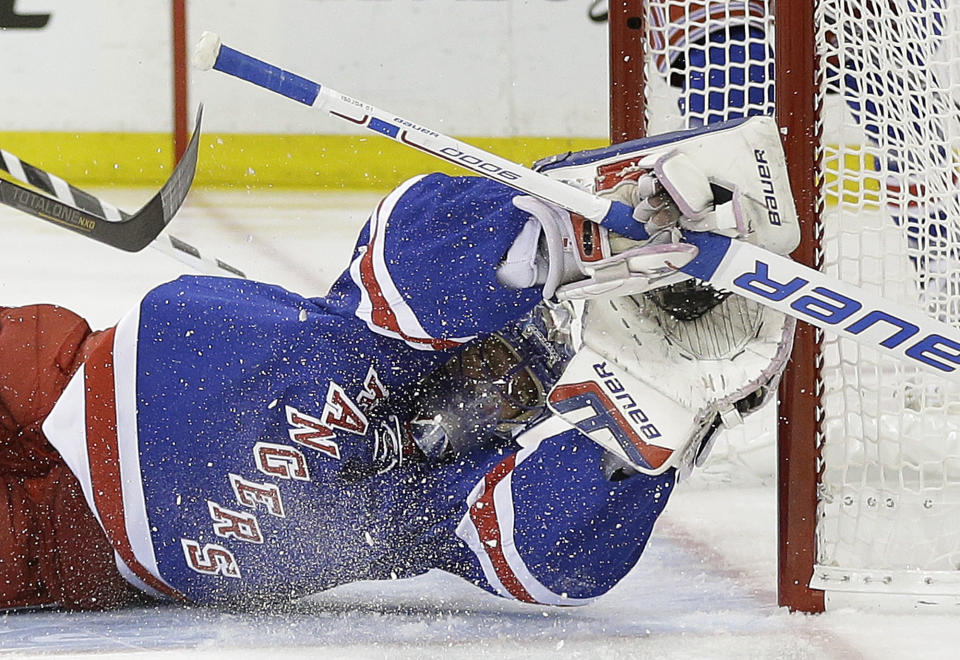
[400,303,576,460]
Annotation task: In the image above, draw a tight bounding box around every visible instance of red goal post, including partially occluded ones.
[608,1,822,611]
[610,0,960,613]
[769,1,822,614]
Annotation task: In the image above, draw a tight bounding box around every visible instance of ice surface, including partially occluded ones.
[3,189,960,659]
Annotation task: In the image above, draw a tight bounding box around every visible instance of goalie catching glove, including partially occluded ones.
[517,118,800,476]
[497,116,801,301]
[547,284,795,478]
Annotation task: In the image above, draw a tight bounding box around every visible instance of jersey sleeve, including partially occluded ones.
[324,173,544,352]
[450,428,675,605]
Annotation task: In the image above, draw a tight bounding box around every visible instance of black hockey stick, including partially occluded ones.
[0,108,203,253]
[0,109,245,276]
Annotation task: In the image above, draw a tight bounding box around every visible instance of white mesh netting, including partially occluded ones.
[637,0,960,594]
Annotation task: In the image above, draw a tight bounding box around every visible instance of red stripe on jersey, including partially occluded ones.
[468,454,535,603]
[83,327,187,602]
[357,202,462,351]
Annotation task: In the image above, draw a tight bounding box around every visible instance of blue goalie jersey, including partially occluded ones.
[42,174,675,606]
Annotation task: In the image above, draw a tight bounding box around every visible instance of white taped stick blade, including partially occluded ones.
[193,31,222,71]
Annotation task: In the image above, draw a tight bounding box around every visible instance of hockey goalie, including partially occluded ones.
[0,118,798,610]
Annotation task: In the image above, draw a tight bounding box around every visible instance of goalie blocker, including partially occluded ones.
[521,118,799,476]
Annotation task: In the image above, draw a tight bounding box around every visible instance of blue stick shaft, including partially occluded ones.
[214,44,321,106]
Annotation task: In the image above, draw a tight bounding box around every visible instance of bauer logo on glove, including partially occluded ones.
[497,117,800,305]
[535,115,801,257]
[547,284,795,478]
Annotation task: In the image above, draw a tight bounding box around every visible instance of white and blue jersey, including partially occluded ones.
[42,173,674,606]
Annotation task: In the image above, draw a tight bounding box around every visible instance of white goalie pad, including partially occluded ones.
[534,115,801,257]
[547,291,795,476]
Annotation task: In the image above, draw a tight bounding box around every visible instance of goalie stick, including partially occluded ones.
[194,32,960,383]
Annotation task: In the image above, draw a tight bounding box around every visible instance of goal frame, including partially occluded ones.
[607,0,824,613]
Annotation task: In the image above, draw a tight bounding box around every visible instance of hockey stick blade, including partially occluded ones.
[0,108,203,252]
[195,34,960,382]
[0,127,246,277]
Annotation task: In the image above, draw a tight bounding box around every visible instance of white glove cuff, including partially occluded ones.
[496,217,546,290]
[510,194,579,299]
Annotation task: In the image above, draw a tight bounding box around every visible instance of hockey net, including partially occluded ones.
[609,1,960,611]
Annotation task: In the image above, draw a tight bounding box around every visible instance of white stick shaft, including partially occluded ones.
[193,31,642,239]
[312,86,613,221]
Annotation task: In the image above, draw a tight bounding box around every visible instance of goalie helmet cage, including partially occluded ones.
[610,1,960,613]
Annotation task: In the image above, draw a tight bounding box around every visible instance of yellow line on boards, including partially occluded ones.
[0,133,888,209]
[0,132,173,186]
[0,133,608,191]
